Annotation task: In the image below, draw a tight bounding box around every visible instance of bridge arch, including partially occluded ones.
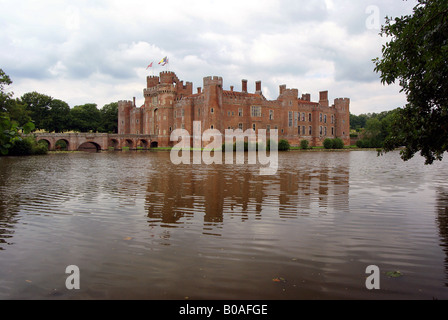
[37,138,52,150]
[55,139,69,151]
[138,139,149,149]
[124,139,134,149]
[78,141,101,152]
[150,141,158,148]
[109,138,119,150]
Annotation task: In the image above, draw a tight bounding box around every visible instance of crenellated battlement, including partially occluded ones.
[118,70,350,147]
[334,97,350,111]
[203,76,223,87]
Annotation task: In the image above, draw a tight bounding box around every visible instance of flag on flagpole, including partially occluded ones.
[159,56,169,66]
[146,62,153,70]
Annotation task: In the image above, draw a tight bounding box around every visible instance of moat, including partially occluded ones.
[0,150,447,299]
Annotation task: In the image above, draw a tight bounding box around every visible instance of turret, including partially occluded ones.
[118,100,133,134]
[203,76,223,131]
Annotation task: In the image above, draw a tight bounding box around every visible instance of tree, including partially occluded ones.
[48,99,70,133]
[21,91,52,131]
[3,98,32,127]
[70,103,101,132]
[99,102,118,133]
[0,68,13,113]
[373,0,448,164]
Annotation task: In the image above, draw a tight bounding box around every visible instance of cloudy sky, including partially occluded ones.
[1,0,417,115]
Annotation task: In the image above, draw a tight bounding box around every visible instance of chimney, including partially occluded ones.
[319,91,329,107]
[255,81,261,93]
[279,85,286,95]
[230,86,234,92]
[197,87,202,94]
[133,97,136,107]
[302,93,311,101]
[242,79,248,93]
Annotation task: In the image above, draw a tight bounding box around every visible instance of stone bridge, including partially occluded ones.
[33,133,158,151]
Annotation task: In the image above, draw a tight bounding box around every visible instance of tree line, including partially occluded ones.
[1,68,118,155]
[350,109,400,148]
[1,70,118,134]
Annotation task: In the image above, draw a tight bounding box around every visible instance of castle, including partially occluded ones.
[118,71,350,148]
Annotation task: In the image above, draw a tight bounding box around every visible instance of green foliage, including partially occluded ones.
[0,115,35,155]
[300,139,309,150]
[323,138,344,149]
[99,102,118,133]
[323,138,334,149]
[333,138,344,149]
[373,0,448,164]
[70,103,101,132]
[350,113,368,131]
[0,68,13,114]
[47,99,70,133]
[21,91,52,131]
[8,136,47,156]
[278,139,290,151]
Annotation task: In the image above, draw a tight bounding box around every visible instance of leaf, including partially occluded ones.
[123,237,133,241]
[272,277,286,283]
[386,270,403,278]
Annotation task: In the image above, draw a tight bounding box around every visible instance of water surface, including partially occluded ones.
[0,150,447,299]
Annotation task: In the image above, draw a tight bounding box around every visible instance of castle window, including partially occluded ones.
[181,124,185,129]
[174,110,177,118]
[288,111,293,127]
[251,106,261,117]
[232,112,234,116]
[228,111,231,116]
[302,113,305,121]
[238,123,243,130]
[331,115,334,124]
[320,113,323,122]
[302,126,306,135]
[324,115,327,123]
[309,126,312,135]
[211,125,214,129]
[252,123,256,131]
[169,127,172,132]
[294,112,298,127]
[309,113,312,122]
[320,126,323,135]
[331,127,334,135]
[181,109,185,117]
[298,127,301,136]
[239,108,243,117]
[324,126,327,135]
[267,125,270,132]
[211,108,214,114]
[198,108,201,116]
[269,110,274,120]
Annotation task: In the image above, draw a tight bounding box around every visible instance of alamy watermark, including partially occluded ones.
[65,265,80,290]
[170,121,279,176]
[365,5,381,30]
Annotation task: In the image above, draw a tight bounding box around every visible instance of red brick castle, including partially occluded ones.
[118,71,350,147]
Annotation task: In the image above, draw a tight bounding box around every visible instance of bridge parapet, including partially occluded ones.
[32,133,156,151]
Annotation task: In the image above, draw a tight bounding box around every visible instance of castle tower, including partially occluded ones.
[118,100,133,134]
[203,76,223,132]
[334,98,350,145]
